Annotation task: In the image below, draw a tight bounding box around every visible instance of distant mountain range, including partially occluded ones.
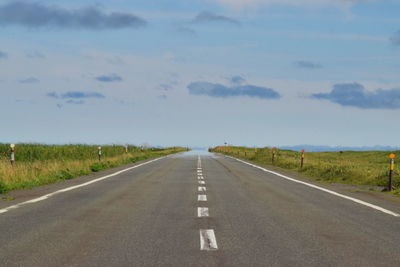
[277,145,400,152]
[161,146,400,152]
[191,145,400,152]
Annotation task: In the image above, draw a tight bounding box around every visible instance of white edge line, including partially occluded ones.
[226,156,400,217]
[0,156,167,215]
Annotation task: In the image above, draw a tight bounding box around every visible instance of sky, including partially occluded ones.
[1,0,400,148]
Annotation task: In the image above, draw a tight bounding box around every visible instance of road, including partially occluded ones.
[1,151,400,266]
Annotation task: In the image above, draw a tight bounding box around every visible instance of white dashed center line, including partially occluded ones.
[198,194,207,201]
[197,207,209,217]
[196,156,218,251]
[198,186,206,192]
[200,229,218,251]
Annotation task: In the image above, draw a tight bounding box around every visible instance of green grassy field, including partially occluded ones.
[210,146,400,193]
[0,144,186,194]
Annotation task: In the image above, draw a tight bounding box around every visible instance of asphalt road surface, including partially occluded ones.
[1,151,400,266]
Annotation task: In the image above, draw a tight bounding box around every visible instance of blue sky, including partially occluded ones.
[1,0,400,148]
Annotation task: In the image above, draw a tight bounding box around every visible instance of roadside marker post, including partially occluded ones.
[125,145,128,153]
[388,153,395,192]
[272,147,277,164]
[10,144,15,168]
[301,149,305,169]
[98,146,102,161]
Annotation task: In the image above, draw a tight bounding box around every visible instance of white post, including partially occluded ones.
[10,144,15,168]
[98,146,102,161]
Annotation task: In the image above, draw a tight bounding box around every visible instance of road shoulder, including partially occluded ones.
[217,153,400,215]
[0,155,171,209]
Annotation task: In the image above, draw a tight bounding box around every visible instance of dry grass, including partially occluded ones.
[210,146,400,191]
[0,145,185,193]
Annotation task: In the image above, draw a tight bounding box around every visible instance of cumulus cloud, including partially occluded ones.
[187,81,280,99]
[294,60,323,69]
[192,11,240,26]
[62,92,105,99]
[390,31,400,46]
[0,2,146,30]
[19,77,40,84]
[47,91,105,99]
[0,51,8,59]
[311,83,400,109]
[95,74,123,82]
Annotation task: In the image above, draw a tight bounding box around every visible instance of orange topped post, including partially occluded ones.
[388,154,395,191]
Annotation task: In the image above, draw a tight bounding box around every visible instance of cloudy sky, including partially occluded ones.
[1,0,400,148]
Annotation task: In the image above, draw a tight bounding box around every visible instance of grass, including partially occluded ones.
[210,146,400,192]
[0,144,186,194]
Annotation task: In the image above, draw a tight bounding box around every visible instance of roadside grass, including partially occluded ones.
[210,146,400,190]
[0,144,185,193]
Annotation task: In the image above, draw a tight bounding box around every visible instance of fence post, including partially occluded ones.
[98,146,102,161]
[272,147,277,163]
[10,144,15,168]
[388,153,395,191]
[301,149,305,169]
